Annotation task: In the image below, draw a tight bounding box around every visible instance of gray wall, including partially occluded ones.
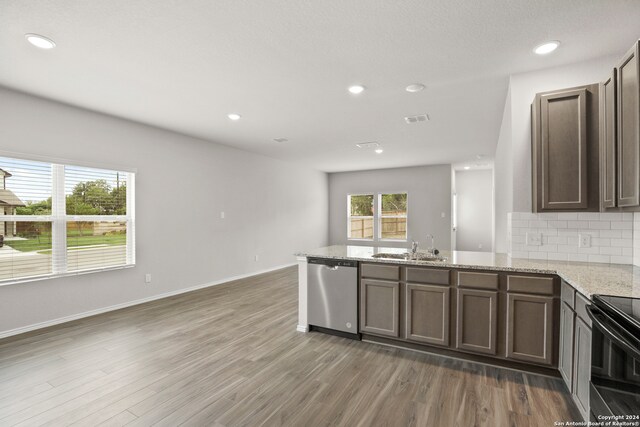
[494,86,512,253]
[328,165,452,250]
[0,87,328,335]
[455,169,493,252]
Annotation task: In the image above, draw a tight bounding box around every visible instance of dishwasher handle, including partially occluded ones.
[308,258,358,268]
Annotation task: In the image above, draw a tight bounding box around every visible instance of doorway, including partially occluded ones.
[453,168,494,252]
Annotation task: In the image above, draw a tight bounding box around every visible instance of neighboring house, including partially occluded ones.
[0,168,26,237]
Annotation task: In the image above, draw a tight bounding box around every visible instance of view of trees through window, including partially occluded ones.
[347,193,407,241]
[0,156,132,281]
[347,193,407,240]
[348,195,374,239]
[380,193,407,240]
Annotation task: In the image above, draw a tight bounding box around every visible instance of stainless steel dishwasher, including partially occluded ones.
[307,258,360,339]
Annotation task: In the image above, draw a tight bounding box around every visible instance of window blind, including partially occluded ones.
[0,155,135,284]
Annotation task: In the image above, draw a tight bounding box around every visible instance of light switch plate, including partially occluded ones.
[526,232,542,246]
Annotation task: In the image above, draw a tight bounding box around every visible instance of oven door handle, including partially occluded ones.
[587,305,640,360]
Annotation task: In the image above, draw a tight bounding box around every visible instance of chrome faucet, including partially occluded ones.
[425,234,435,254]
[410,240,419,258]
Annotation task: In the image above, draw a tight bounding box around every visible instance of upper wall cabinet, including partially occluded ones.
[617,40,640,208]
[600,70,617,209]
[531,84,600,212]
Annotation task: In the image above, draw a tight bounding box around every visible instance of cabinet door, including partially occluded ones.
[617,41,640,207]
[559,302,575,391]
[601,70,617,208]
[573,317,592,421]
[591,333,613,378]
[360,279,400,338]
[456,289,498,355]
[405,283,450,346]
[506,293,555,366]
[625,356,640,384]
[540,88,588,210]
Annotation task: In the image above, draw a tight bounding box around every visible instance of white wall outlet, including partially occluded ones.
[254,255,259,262]
[478,243,483,249]
[220,211,225,219]
[526,232,542,246]
[579,234,591,248]
[441,212,445,218]
[145,273,152,284]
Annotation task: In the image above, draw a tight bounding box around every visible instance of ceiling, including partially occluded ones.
[1,1,639,172]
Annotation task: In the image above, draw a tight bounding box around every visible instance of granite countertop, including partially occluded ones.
[296,245,640,299]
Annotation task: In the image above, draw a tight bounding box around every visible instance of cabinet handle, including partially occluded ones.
[587,305,640,360]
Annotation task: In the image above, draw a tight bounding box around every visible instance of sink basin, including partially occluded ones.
[371,252,447,262]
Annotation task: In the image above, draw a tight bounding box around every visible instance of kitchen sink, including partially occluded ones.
[371,252,447,262]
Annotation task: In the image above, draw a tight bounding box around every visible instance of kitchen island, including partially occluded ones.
[295,245,640,420]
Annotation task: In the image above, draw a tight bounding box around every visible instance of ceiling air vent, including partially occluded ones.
[356,141,380,149]
[273,138,288,143]
[404,114,430,124]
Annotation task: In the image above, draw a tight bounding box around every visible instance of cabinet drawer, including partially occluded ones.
[575,293,591,326]
[561,281,576,309]
[361,264,400,281]
[457,271,499,290]
[406,267,450,285]
[507,275,555,295]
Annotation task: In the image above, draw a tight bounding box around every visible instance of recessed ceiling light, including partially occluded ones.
[375,148,384,154]
[405,83,425,93]
[348,85,365,95]
[534,41,560,55]
[404,114,429,124]
[356,141,380,149]
[227,113,241,121]
[464,166,470,170]
[25,34,56,49]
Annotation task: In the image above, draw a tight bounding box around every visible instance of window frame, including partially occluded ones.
[0,153,136,287]
[346,191,408,243]
[347,193,375,241]
[378,192,408,242]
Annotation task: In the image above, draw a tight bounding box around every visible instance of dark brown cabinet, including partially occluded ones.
[600,70,617,208]
[617,41,640,207]
[573,316,592,420]
[506,293,554,365]
[532,85,600,212]
[558,281,592,422]
[357,264,562,371]
[456,288,498,355]
[559,301,575,391]
[360,279,400,338]
[405,283,450,346]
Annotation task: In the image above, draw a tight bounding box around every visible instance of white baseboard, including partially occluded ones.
[0,263,296,340]
[296,324,309,333]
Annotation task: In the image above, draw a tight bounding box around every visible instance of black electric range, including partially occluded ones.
[589,295,640,419]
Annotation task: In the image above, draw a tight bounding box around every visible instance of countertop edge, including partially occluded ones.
[295,252,593,298]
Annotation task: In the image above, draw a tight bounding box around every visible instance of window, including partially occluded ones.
[379,193,407,241]
[348,194,374,240]
[0,155,135,284]
[347,192,408,242]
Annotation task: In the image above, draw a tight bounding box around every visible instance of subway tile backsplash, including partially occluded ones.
[508,212,634,264]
